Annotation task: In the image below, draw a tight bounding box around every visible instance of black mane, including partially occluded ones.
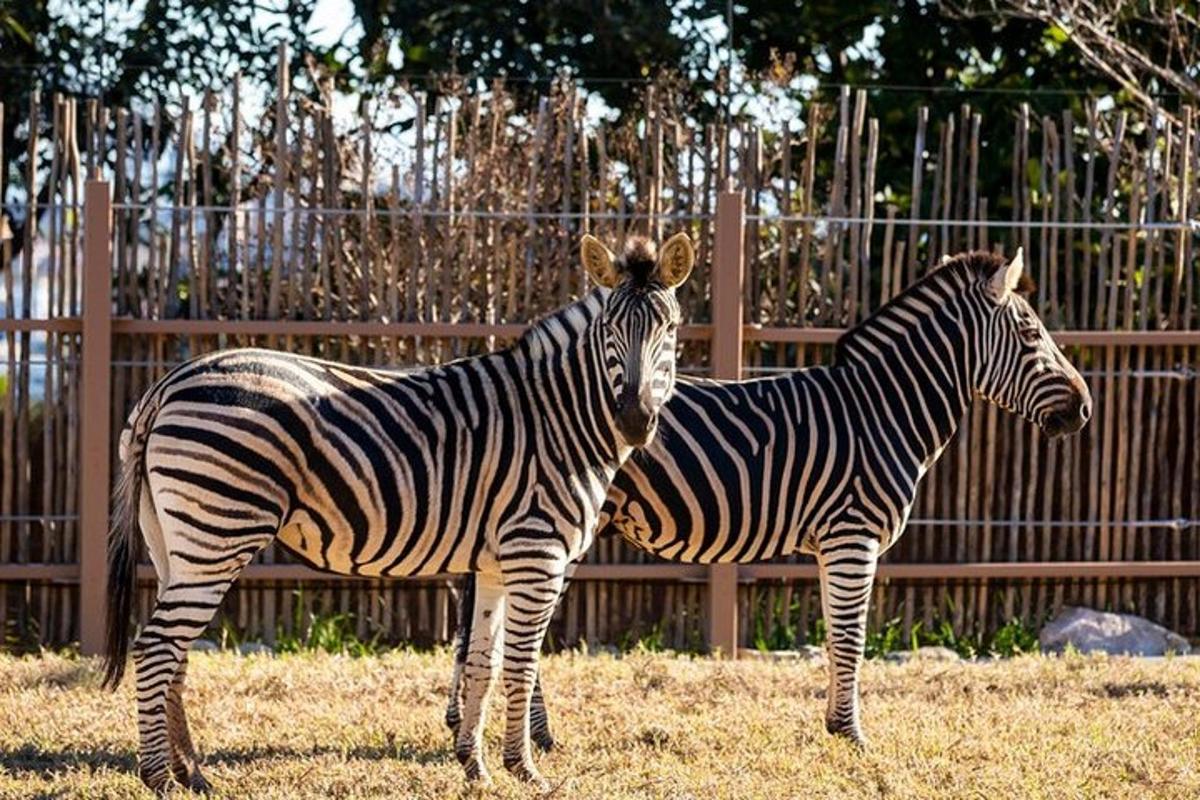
[833,250,1034,367]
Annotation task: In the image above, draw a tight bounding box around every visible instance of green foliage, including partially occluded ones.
[865,617,907,659]
[750,594,1040,660]
[273,592,382,656]
[216,616,245,651]
[908,619,984,660]
[750,594,825,651]
[618,623,667,654]
[752,592,799,651]
[989,618,1041,658]
[276,612,382,657]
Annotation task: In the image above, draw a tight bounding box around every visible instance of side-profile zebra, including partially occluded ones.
[449,248,1091,750]
[103,232,696,793]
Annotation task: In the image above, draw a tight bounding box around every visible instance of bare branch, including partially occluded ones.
[946,0,1200,119]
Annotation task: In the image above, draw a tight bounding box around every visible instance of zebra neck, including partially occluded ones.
[836,306,974,472]
[517,298,624,468]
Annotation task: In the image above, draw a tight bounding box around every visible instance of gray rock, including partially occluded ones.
[237,641,274,657]
[738,645,826,663]
[190,639,219,653]
[1040,606,1191,657]
[884,646,961,664]
[796,644,825,660]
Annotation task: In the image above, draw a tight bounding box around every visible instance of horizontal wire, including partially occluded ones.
[0,515,1187,529]
[107,203,713,222]
[748,214,1200,231]
[0,358,1189,381]
[84,203,1200,231]
[736,364,1199,379]
[907,518,1195,530]
[8,202,1198,230]
[0,514,78,522]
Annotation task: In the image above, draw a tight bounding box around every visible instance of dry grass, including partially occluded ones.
[0,649,1197,799]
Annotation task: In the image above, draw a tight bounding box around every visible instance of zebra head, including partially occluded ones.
[973,248,1092,437]
[581,232,694,448]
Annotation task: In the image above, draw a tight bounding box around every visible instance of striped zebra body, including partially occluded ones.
[449,249,1092,749]
[135,341,616,579]
[106,234,695,793]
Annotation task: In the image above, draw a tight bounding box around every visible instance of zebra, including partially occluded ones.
[448,248,1092,750]
[102,232,696,793]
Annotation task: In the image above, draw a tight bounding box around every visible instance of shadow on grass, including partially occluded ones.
[5,661,97,691]
[0,743,136,775]
[0,739,451,778]
[205,740,452,768]
[1097,681,1173,699]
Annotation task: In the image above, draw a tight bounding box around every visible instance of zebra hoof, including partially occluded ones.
[138,764,173,797]
[457,748,491,787]
[462,763,492,787]
[532,729,556,753]
[171,761,212,793]
[184,771,213,793]
[503,756,548,790]
[827,722,869,750]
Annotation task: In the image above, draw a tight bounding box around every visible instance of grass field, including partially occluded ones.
[0,649,1197,799]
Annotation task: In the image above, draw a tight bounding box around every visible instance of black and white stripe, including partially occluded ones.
[103,234,694,793]
[450,249,1092,749]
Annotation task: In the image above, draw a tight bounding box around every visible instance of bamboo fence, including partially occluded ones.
[0,54,1197,654]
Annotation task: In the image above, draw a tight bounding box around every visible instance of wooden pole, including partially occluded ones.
[708,184,743,658]
[79,177,112,655]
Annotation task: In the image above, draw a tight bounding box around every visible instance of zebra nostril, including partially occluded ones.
[1079,400,1092,422]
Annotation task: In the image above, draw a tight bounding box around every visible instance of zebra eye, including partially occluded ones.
[666,321,678,335]
[1019,325,1041,344]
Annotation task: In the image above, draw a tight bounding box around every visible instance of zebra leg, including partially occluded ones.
[164,656,211,793]
[528,568,575,753]
[454,570,506,785]
[449,572,560,753]
[529,675,555,752]
[444,574,474,740]
[132,577,235,794]
[499,566,565,789]
[816,538,880,748]
[447,573,557,753]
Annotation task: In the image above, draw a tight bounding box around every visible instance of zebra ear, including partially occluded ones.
[989,247,1025,299]
[581,234,620,288]
[656,232,695,289]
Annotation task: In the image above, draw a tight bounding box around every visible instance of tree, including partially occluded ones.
[0,0,318,253]
[340,0,720,111]
[949,0,1200,119]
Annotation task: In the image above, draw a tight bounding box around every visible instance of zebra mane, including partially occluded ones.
[833,250,1032,367]
[515,289,605,354]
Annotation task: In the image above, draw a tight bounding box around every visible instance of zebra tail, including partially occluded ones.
[101,398,156,691]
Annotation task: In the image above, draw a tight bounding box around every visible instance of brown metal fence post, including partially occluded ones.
[708,183,744,658]
[79,177,113,655]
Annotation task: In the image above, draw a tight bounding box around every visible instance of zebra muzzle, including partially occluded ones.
[1043,396,1091,437]
[616,398,657,447]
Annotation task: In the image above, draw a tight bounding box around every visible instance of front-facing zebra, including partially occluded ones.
[102,233,695,793]
[450,248,1091,750]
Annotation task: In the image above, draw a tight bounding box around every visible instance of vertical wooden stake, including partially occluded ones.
[708,184,743,658]
[79,178,112,655]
